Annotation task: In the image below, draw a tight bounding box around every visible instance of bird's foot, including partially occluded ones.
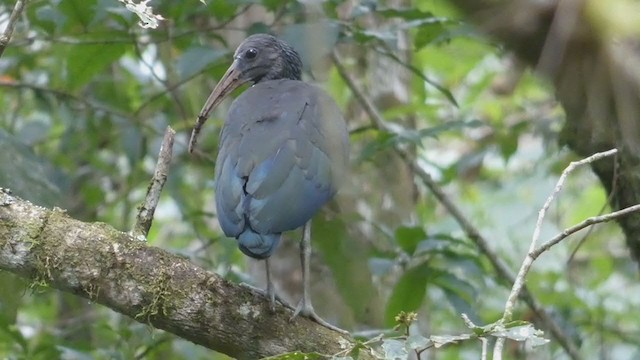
[239,282,294,311]
[290,299,349,334]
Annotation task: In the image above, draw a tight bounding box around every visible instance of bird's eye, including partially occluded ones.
[245,48,258,60]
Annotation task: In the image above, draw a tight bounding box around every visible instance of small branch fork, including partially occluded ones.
[0,0,29,58]
[492,149,640,358]
[502,149,619,323]
[132,126,176,238]
[331,49,639,359]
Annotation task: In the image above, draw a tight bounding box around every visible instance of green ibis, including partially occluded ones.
[189,34,349,332]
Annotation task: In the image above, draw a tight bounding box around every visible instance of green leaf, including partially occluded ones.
[59,0,97,31]
[395,226,427,255]
[207,0,238,19]
[358,130,395,161]
[498,132,518,161]
[415,23,447,49]
[28,2,65,35]
[313,216,380,325]
[437,277,480,323]
[65,42,128,91]
[384,262,430,326]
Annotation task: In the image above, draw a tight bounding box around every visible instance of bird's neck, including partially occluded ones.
[269,45,302,81]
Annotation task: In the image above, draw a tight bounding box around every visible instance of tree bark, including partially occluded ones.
[0,191,363,359]
[451,0,640,266]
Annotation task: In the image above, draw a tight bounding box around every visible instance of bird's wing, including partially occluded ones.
[214,80,349,237]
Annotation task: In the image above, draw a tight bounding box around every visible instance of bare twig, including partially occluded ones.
[132,126,176,238]
[0,0,28,58]
[480,337,488,360]
[493,335,505,360]
[567,157,620,264]
[535,204,640,259]
[502,149,618,323]
[331,49,582,359]
[495,149,620,359]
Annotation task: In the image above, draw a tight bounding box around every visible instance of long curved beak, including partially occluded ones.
[188,61,247,153]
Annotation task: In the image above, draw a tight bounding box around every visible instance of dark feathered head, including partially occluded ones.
[188,34,303,152]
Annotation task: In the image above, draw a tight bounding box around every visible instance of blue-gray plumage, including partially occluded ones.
[188,34,349,333]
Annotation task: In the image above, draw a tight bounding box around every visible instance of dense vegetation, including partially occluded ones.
[1,0,639,358]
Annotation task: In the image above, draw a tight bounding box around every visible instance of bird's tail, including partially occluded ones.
[238,230,281,259]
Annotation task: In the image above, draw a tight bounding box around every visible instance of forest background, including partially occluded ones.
[1,0,640,359]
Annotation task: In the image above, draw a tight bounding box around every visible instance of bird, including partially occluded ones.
[188,33,349,332]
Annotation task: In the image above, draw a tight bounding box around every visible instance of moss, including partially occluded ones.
[83,282,101,300]
[135,270,173,322]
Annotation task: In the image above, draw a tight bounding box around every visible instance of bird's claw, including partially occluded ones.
[239,282,294,311]
[290,299,349,334]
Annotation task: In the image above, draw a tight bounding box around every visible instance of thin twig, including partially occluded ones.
[495,149,619,358]
[493,337,504,360]
[331,49,582,360]
[502,149,618,323]
[567,156,619,264]
[480,337,488,360]
[0,80,134,120]
[132,126,176,238]
[535,204,640,259]
[0,0,28,58]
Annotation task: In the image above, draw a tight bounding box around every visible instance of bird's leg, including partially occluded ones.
[291,222,348,334]
[239,260,294,311]
[265,258,275,311]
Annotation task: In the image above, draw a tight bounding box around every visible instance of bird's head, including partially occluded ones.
[188,34,302,153]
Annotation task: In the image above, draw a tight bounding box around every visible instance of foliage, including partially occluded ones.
[1,0,639,359]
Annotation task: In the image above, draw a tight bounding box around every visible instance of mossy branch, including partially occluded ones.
[0,191,359,359]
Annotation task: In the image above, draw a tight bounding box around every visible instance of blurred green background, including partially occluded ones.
[0,0,638,358]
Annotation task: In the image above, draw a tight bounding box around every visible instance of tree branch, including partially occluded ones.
[133,126,175,238]
[0,191,361,359]
[502,149,618,325]
[0,0,28,58]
